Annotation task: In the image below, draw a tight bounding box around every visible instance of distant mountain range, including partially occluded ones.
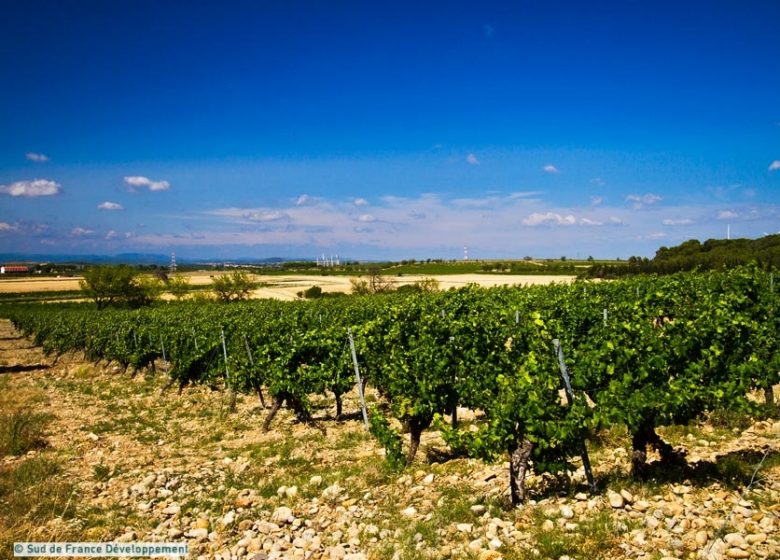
[0,253,301,265]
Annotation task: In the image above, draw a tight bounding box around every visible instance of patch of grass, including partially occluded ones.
[92,462,121,482]
[511,510,625,560]
[432,484,477,525]
[715,450,780,489]
[335,427,371,449]
[588,423,629,453]
[0,456,77,552]
[707,408,757,430]
[0,409,52,456]
[80,501,146,541]
[657,421,731,447]
[85,402,170,444]
[708,404,780,428]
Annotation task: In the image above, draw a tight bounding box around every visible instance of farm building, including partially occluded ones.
[0,265,29,274]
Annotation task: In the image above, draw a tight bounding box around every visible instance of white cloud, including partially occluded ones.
[642,232,667,240]
[508,191,544,200]
[769,160,780,171]
[662,218,693,226]
[71,227,94,237]
[625,193,662,209]
[295,194,312,206]
[590,196,604,206]
[105,230,119,240]
[0,222,16,232]
[718,210,738,220]
[98,201,124,211]
[466,153,480,165]
[139,191,761,259]
[353,197,369,206]
[543,164,560,174]
[244,210,287,222]
[0,179,62,197]
[523,212,577,226]
[590,177,606,186]
[124,176,170,192]
[25,152,49,162]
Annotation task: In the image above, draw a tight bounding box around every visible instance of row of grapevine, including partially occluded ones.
[3,266,777,503]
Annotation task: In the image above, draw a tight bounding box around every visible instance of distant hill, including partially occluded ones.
[0,253,307,266]
[0,253,172,265]
[584,235,780,278]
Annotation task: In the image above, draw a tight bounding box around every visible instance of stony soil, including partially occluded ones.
[1,319,778,560]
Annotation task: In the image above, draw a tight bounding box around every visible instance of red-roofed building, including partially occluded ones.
[1,265,29,274]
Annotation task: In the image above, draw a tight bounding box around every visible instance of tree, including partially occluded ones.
[167,275,191,300]
[298,285,323,299]
[79,265,158,309]
[350,267,394,295]
[212,270,255,302]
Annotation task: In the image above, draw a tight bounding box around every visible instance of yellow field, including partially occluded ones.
[0,272,576,300]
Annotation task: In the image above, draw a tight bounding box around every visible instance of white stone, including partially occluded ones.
[607,491,625,509]
[162,503,181,516]
[401,506,417,518]
[221,510,236,527]
[271,506,294,524]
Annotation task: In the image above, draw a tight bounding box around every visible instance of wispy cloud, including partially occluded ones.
[117,189,774,259]
[591,196,604,206]
[295,194,313,206]
[590,177,606,186]
[523,212,576,226]
[244,210,288,222]
[466,153,480,165]
[98,201,124,211]
[522,212,623,227]
[25,152,49,162]
[124,176,170,192]
[625,193,662,209]
[353,197,369,206]
[770,160,780,171]
[0,222,17,232]
[543,164,560,174]
[509,191,544,200]
[71,227,95,237]
[0,179,62,197]
[718,210,738,220]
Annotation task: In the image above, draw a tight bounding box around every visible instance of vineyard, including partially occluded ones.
[4,265,779,508]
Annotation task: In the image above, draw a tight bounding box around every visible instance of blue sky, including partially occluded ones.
[1,0,779,260]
